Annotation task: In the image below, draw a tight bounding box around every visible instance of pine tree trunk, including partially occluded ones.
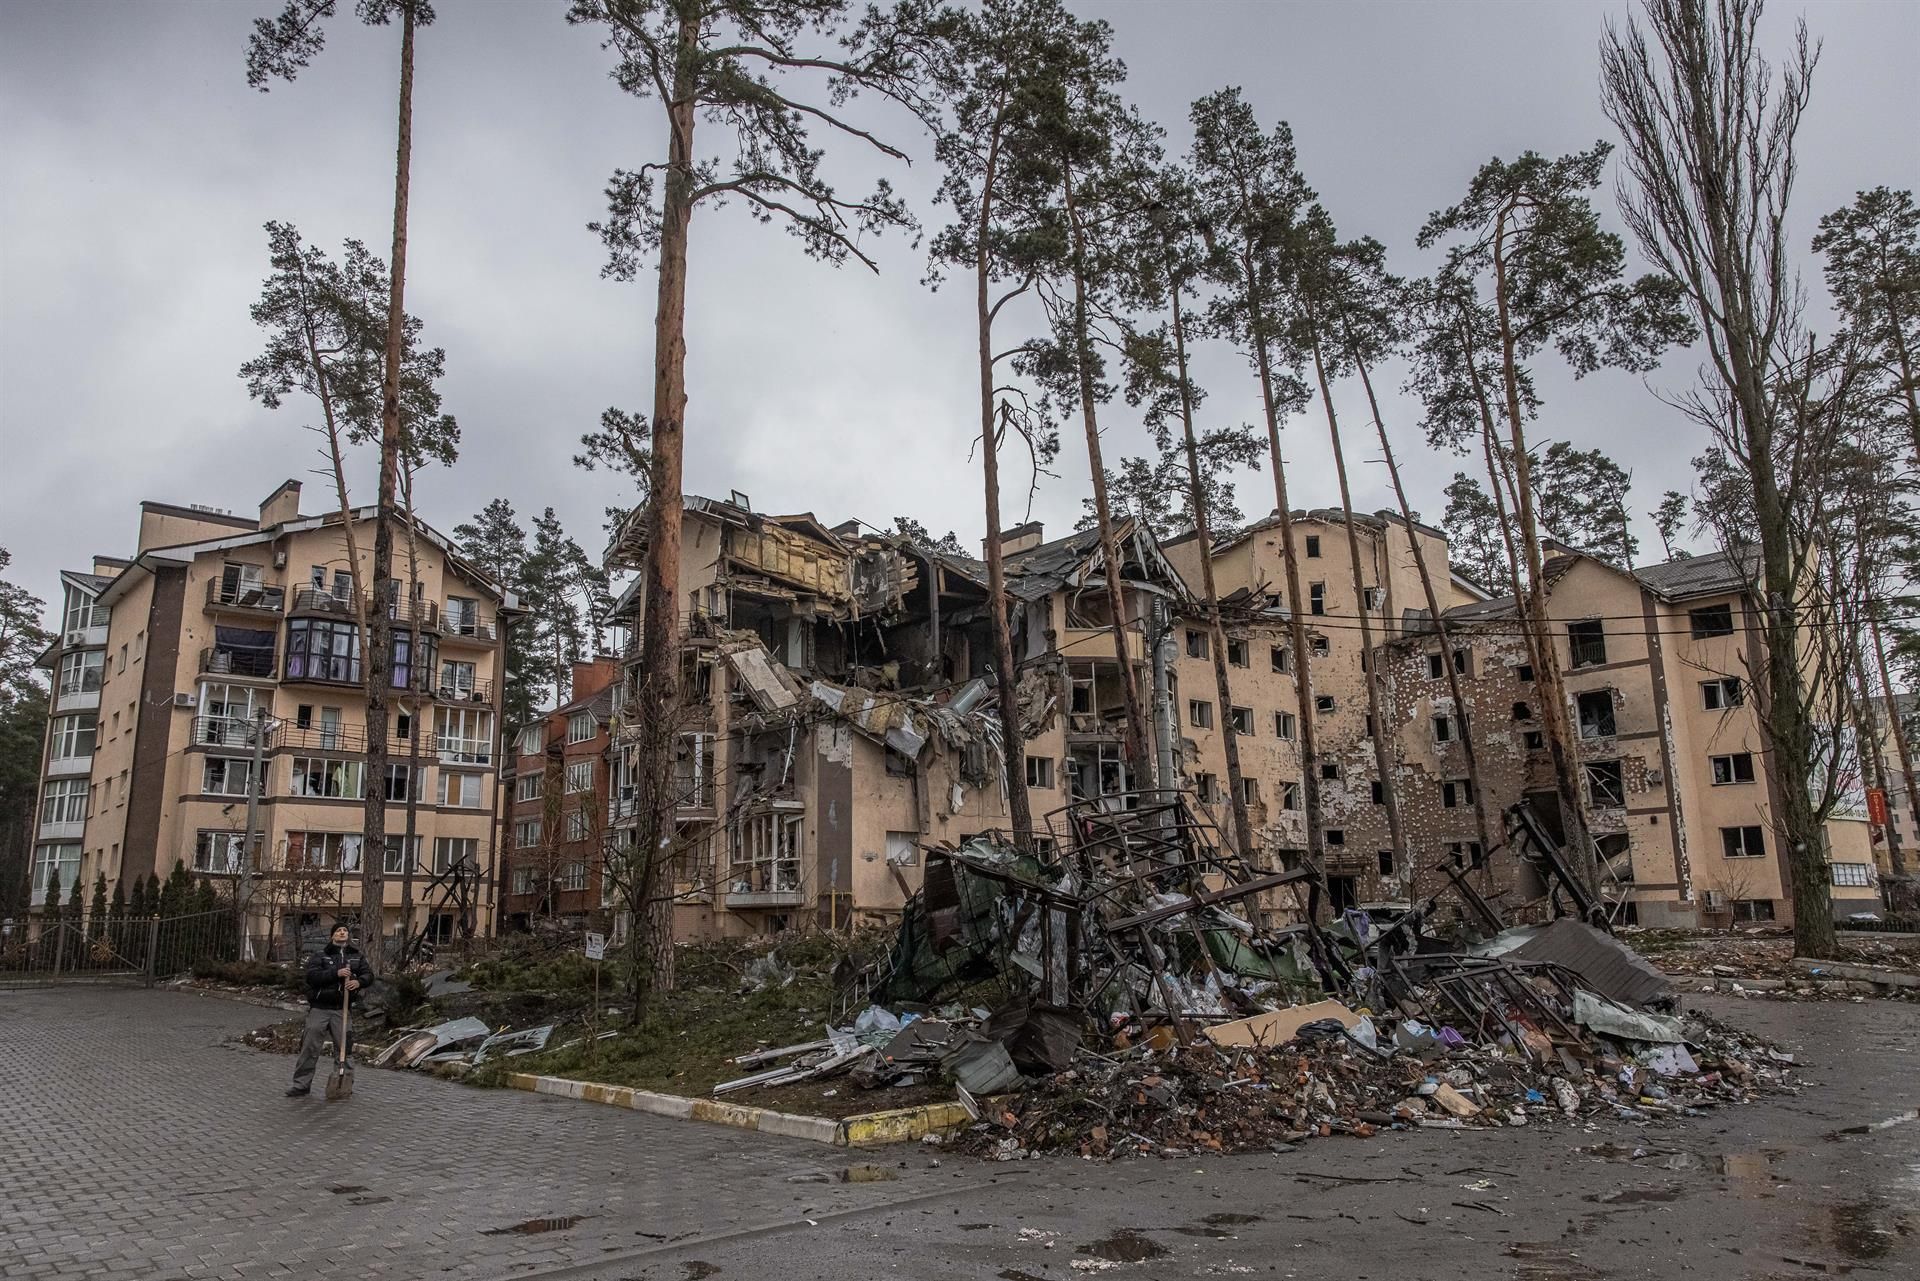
[1309,332,1408,874]
[1169,278,1253,857]
[1883,283,1920,462]
[628,9,701,1009]
[976,104,1034,850]
[1062,166,1151,781]
[1491,218,1598,899]
[1350,350,1499,879]
[360,2,417,967]
[1243,245,1325,872]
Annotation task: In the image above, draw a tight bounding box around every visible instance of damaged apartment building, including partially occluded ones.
[596,491,1881,940]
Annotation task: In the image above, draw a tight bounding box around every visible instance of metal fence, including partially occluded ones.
[0,909,245,986]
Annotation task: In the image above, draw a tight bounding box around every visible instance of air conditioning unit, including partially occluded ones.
[65,630,88,647]
[273,550,288,568]
[1646,767,1665,787]
[1704,889,1726,909]
[172,692,197,709]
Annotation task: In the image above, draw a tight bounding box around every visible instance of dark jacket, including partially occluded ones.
[305,943,374,1010]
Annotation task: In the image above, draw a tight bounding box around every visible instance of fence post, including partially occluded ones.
[144,915,160,986]
[51,919,65,978]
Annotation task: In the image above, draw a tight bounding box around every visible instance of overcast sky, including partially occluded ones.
[3,0,1915,627]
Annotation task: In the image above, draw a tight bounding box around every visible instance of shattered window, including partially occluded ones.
[1689,604,1735,638]
[1721,825,1765,858]
[1188,699,1214,729]
[1229,706,1253,735]
[1025,755,1055,789]
[1427,652,1444,679]
[1306,535,1322,558]
[1271,645,1292,673]
[1512,701,1532,721]
[1576,689,1616,738]
[1227,638,1248,668]
[1830,862,1871,887]
[1453,648,1471,674]
[1516,662,1535,682]
[1568,620,1607,668]
[1523,730,1546,750]
[1433,714,1454,743]
[1314,694,1335,714]
[1585,760,1626,809]
[1376,848,1394,876]
[1309,635,1330,658]
[1273,710,1296,740]
[1320,761,1339,781]
[1325,828,1346,845]
[1195,772,1219,803]
[1237,776,1259,805]
[1309,583,1326,615]
[1185,629,1208,659]
[1280,781,1301,810]
[1441,779,1473,808]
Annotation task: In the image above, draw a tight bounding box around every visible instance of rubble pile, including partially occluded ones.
[735,790,1806,1160]
[950,1002,1793,1161]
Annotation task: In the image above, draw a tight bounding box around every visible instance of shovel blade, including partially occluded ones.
[325,1069,352,1101]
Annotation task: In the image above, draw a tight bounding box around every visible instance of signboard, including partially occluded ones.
[1867,788,1889,827]
[583,932,607,962]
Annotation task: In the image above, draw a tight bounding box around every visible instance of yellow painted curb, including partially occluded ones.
[502,1071,974,1148]
[836,1101,973,1148]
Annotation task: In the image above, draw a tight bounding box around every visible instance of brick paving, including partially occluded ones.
[0,986,988,1281]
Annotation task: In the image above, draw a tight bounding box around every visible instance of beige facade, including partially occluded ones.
[31,482,512,951]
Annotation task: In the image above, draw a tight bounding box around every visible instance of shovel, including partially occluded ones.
[325,987,353,1101]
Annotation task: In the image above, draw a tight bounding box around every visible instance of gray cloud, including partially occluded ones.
[3,0,1915,620]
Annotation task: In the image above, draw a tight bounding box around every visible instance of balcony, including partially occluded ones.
[440,610,499,646]
[46,752,92,778]
[436,736,494,767]
[724,883,808,909]
[52,685,101,714]
[387,598,439,631]
[429,677,494,705]
[289,587,360,618]
[38,819,85,842]
[205,578,286,616]
[1061,626,1147,664]
[275,723,370,754]
[282,653,362,688]
[200,647,277,679]
[192,715,269,750]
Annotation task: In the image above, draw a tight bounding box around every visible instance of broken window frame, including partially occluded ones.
[1576,689,1617,739]
[1314,694,1335,714]
[1721,825,1765,858]
[1568,620,1607,668]
[1270,644,1292,674]
[1188,699,1214,729]
[1184,628,1209,660]
[1226,637,1249,668]
[1228,705,1254,735]
[1585,759,1626,809]
[1273,710,1296,740]
[1025,754,1055,789]
[1309,582,1326,615]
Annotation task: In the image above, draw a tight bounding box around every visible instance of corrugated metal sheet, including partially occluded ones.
[1507,919,1675,1009]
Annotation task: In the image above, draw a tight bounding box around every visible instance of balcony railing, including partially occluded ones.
[192,715,268,749]
[436,735,494,766]
[429,677,493,705]
[205,579,286,613]
[289,587,359,617]
[440,611,498,643]
[275,723,370,753]
[199,647,277,678]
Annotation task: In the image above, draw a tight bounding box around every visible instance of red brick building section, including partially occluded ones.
[502,657,619,929]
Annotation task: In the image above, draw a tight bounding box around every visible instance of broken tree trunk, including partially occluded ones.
[1349,347,1499,881]
[974,99,1035,852]
[1309,330,1409,875]
[1487,229,1598,898]
[1170,277,1255,858]
[1062,164,1153,782]
[1866,586,1917,879]
[1243,241,1325,872]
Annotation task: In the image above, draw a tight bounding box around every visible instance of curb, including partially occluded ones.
[503,1072,971,1147]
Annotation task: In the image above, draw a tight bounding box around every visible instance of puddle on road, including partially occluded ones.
[837,1164,898,1183]
[483,1215,589,1236]
[1583,1186,1685,1204]
[1504,1242,1603,1280]
[1824,1199,1914,1261]
[1077,1229,1171,1263]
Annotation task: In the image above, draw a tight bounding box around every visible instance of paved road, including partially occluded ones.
[3,987,1916,1281]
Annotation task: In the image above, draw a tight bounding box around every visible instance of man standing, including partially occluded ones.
[287,921,372,1097]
